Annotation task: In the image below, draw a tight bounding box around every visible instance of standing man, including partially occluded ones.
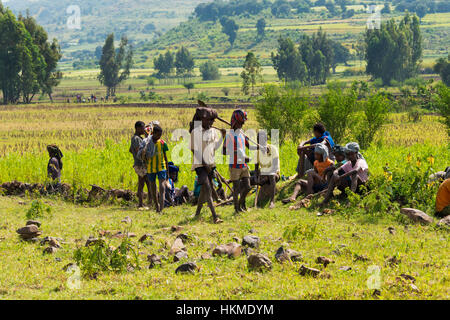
[223,110,254,214]
[129,121,151,209]
[47,145,63,192]
[191,109,225,223]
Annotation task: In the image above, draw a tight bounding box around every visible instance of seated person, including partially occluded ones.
[283,144,333,203]
[296,123,335,178]
[323,145,347,181]
[321,142,369,205]
[436,178,450,218]
[164,162,191,207]
[255,130,281,209]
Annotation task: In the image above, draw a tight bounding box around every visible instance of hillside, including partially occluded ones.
[140,0,450,68]
[3,0,209,69]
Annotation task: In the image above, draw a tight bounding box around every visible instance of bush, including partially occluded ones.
[26,200,51,220]
[221,87,230,96]
[256,85,310,144]
[436,82,450,136]
[199,61,221,80]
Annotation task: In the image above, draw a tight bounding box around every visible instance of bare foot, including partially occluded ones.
[214,218,224,224]
[269,202,275,209]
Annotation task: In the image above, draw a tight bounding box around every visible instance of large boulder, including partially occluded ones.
[175,262,199,274]
[400,208,433,225]
[16,225,42,240]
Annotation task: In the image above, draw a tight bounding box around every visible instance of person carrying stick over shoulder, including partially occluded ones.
[223,109,256,214]
[190,108,226,224]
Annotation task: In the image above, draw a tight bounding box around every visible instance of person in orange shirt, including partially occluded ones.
[282,144,333,203]
[436,178,450,218]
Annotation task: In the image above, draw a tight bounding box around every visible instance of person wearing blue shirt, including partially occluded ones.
[296,123,335,178]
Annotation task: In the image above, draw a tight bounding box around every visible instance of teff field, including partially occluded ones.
[0,102,449,300]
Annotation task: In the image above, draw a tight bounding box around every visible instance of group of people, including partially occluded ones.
[73,94,116,104]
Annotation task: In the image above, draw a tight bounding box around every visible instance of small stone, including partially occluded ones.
[212,243,242,258]
[409,283,420,293]
[43,246,58,254]
[400,274,416,282]
[243,247,254,256]
[175,262,198,274]
[232,236,241,243]
[437,215,450,227]
[121,216,132,224]
[339,266,352,271]
[85,237,105,247]
[173,251,189,262]
[388,227,396,235]
[249,228,256,234]
[171,225,183,232]
[55,258,62,262]
[354,254,370,262]
[139,233,153,242]
[299,265,321,277]
[26,220,41,227]
[400,208,433,225]
[242,235,260,248]
[275,246,302,263]
[112,231,136,239]
[316,256,335,267]
[386,256,401,267]
[169,238,186,255]
[176,233,190,242]
[201,253,212,260]
[248,253,272,271]
[147,254,162,268]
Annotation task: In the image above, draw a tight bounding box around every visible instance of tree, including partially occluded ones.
[0,6,46,104]
[199,61,221,80]
[416,4,428,21]
[381,3,391,14]
[98,34,133,97]
[175,47,194,78]
[256,18,266,39]
[19,13,62,102]
[331,41,351,73]
[364,13,422,85]
[183,82,194,95]
[241,52,262,95]
[220,17,239,47]
[153,50,174,79]
[434,55,450,86]
[271,37,307,83]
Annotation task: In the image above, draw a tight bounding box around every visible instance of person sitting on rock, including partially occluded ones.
[436,177,450,218]
[283,144,333,204]
[320,142,369,206]
[296,123,335,178]
[164,162,192,207]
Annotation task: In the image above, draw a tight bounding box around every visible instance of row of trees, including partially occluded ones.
[0,5,62,104]
[271,28,350,85]
[153,47,195,79]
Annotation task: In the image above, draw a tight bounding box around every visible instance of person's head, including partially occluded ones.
[168,162,179,182]
[344,142,360,162]
[314,144,328,162]
[202,117,214,130]
[152,124,163,141]
[333,145,346,163]
[313,123,326,138]
[47,145,63,159]
[231,109,247,130]
[135,121,146,135]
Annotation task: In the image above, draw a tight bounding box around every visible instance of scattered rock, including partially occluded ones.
[26,220,41,227]
[121,216,132,224]
[201,253,212,260]
[169,238,186,255]
[248,253,272,271]
[317,209,336,216]
[409,283,420,293]
[400,208,433,225]
[242,235,260,248]
[43,246,58,254]
[139,233,153,242]
[41,236,61,248]
[275,246,302,263]
[173,251,189,262]
[243,247,254,256]
[176,233,190,242]
[437,215,450,227]
[232,236,241,243]
[16,225,42,240]
[299,265,320,277]
[386,256,401,267]
[212,243,242,258]
[98,230,113,237]
[85,237,105,247]
[171,225,183,233]
[112,231,136,239]
[175,262,198,274]
[316,256,335,267]
[289,198,311,210]
[249,228,256,234]
[388,227,395,235]
[339,266,352,271]
[354,254,370,262]
[399,274,416,282]
[147,254,162,268]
